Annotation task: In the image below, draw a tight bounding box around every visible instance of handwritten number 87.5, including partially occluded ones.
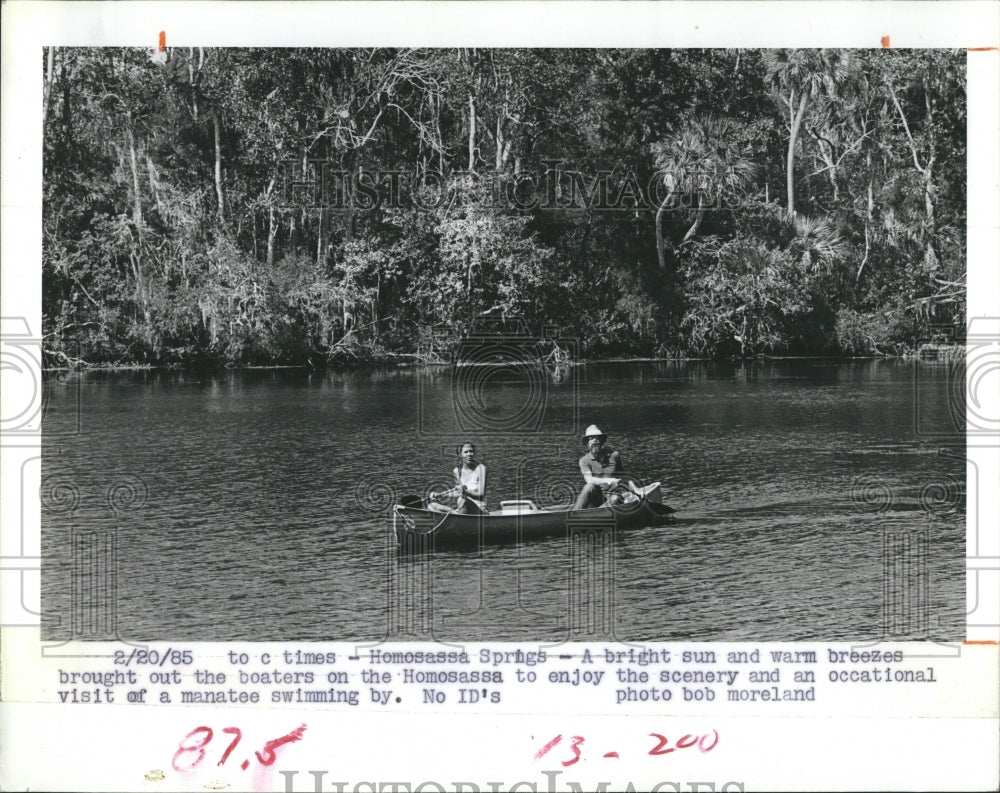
[171,724,306,773]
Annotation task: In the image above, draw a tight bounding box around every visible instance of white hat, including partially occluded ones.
[583,424,605,439]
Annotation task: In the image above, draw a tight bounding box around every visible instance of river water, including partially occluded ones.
[41,359,965,643]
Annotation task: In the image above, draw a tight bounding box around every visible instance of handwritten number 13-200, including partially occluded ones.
[535,730,719,767]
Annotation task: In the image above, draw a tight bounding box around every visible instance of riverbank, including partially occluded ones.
[908,343,965,361]
[41,346,967,374]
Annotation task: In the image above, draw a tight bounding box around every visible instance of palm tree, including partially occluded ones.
[781,212,846,272]
[763,49,854,216]
[652,115,755,270]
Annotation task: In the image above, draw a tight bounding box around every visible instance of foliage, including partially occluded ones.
[834,306,914,356]
[680,237,814,356]
[42,47,967,365]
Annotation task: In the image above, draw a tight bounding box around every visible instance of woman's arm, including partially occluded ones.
[431,468,463,500]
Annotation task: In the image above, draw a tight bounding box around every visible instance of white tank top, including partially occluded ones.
[454,464,486,509]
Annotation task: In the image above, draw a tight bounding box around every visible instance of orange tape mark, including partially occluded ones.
[881,35,890,48]
[159,31,166,52]
[967,47,999,51]
[962,640,998,645]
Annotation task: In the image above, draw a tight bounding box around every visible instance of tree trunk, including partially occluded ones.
[655,195,672,270]
[43,47,56,129]
[435,94,445,172]
[786,91,808,216]
[61,55,72,139]
[922,79,937,267]
[825,144,839,201]
[495,115,502,171]
[126,129,149,327]
[126,125,143,233]
[856,222,870,284]
[266,206,276,266]
[188,48,198,121]
[857,168,874,284]
[213,113,225,222]
[866,158,874,220]
[680,199,706,246]
[317,208,325,265]
[263,176,277,265]
[467,212,478,308]
[146,154,163,215]
[468,92,476,172]
[887,77,938,268]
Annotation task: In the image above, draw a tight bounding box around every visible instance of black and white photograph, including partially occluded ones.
[2,3,998,792]
[38,45,970,642]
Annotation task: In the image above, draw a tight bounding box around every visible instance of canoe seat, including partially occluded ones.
[498,499,540,514]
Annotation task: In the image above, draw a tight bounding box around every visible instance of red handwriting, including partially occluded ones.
[535,729,718,765]
[255,723,308,766]
[171,724,307,773]
[533,734,563,761]
[649,730,719,754]
[218,727,242,766]
[173,726,213,772]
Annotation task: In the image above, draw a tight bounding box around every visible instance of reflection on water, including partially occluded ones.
[42,360,964,641]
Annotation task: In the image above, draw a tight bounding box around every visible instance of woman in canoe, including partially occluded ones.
[431,442,487,514]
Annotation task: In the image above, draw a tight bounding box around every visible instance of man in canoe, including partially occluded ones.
[573,424,625,509]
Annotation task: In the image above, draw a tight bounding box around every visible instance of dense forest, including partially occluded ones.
[42,48,966,366]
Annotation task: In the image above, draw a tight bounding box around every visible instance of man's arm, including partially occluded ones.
[581,457,621,488]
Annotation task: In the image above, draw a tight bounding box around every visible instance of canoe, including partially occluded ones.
[392,484,675,548]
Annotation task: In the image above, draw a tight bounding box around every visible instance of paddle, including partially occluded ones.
[610,480,676,516]
[399,493,454,515]
[430,484,463,501]
[611,480,663,505]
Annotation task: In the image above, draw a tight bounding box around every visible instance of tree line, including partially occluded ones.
[42,48,966,366]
